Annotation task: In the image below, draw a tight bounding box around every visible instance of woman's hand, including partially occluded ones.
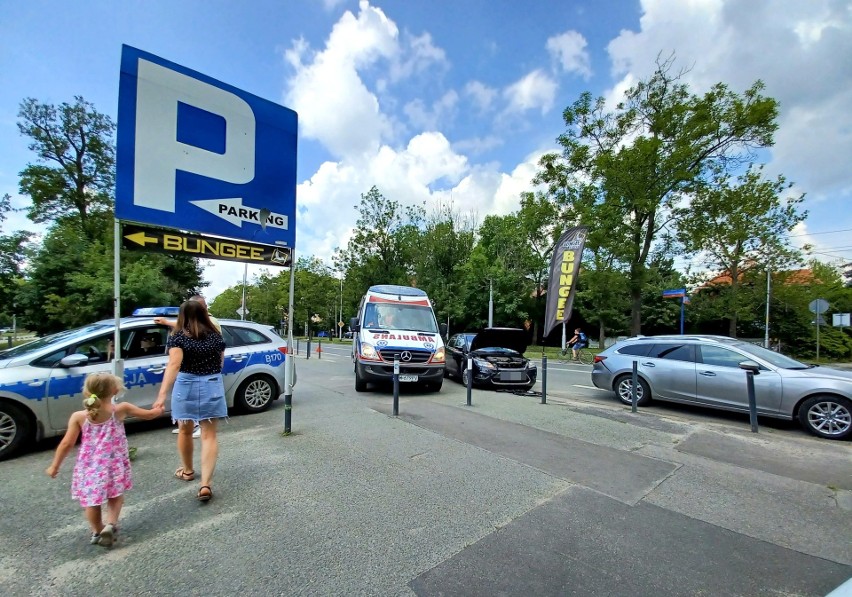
[45,464,59,478]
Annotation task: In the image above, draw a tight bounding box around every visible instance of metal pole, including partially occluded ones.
[680,297,685,335]
[241,263,247,321]
[745,370,758,433]
[339,276,344,341]
[306,336,311,359]
[112,219,124,379]
[317,337,321,359]
[488,279,493,328]
[561,322,566,352]
[283,249,296,436]
[466,356,472,406]
[393,353,400,416]
[764,268,771,348]
[541,356,547,404]
[631,360,638,413]
[816,302,821,362]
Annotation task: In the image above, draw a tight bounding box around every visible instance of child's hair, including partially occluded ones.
[81,373,124,420]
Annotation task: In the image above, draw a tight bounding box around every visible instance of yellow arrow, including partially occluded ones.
[124,231,159,247]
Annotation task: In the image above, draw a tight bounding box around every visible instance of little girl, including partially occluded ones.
[46,372,163,546]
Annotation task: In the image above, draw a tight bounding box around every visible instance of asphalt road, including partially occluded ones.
[1,343,850,596]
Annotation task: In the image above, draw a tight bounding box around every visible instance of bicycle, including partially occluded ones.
[558,345,594,365]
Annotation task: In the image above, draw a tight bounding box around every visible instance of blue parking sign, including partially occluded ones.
[116,45,298,247]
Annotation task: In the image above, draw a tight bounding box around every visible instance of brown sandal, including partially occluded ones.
[174,467,195,481]
[197,485,213,502]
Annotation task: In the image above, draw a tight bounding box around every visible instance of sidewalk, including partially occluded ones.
[1,362,849,596]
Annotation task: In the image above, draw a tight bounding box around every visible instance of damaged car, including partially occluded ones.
[445,328,537,391]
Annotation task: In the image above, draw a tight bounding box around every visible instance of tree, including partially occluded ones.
[676,165,807,336]
[334,186,425,293]
[17,97,115,239]
[410,201,476,329]
[541,56,779,334]
[17,217,206,334]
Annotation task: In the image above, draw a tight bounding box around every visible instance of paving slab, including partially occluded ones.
[379,400,678,505]
[409,485,852,597]
[677,429,852,489]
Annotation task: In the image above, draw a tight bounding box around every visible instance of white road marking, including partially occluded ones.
[573,384,609,391]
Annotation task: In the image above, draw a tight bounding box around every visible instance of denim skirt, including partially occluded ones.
[170,372,227,423]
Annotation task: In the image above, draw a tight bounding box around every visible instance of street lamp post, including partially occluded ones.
[339,275,344,340]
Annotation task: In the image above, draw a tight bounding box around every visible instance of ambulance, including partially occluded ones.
[350,285,447,392]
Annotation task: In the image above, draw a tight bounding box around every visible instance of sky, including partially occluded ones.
[1,0,851,306]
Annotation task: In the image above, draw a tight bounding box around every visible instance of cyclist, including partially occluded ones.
[568,327,588,361]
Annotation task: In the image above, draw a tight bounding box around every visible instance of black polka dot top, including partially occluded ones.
[167,331,226,375]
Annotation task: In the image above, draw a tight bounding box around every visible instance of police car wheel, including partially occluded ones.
[235,375,277,414]
[0,401,32,462]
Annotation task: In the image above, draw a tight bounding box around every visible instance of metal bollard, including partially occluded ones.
[296,338,300,355]
[393,353,400,416]
[745,371,759,433]
[466,356,472,406]
[318,337,322,360]
[541,356,547,404]
[738,361,760,433]
[306,337,311,359]
[631,360,638,413]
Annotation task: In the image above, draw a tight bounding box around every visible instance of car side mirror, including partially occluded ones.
[60,354,90,368]
[350,317,360,332]
[738,360,760,374]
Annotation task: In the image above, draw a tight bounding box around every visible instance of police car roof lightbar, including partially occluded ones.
[132,307,180,317]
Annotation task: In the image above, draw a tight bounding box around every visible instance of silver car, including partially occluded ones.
[0,309,291,461]
[591,335,852,440]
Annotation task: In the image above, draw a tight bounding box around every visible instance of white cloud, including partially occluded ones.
[546,30,592,79]
[464,80,498,113]
[403,90,458,132]
[502,70,558,115]
[605,0,852,215]
[283,1,400,158]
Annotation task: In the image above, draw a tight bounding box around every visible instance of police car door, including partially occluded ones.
[41,330,130,432]
[120,326,171,411]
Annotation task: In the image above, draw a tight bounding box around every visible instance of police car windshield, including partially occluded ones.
[0,324,111,359]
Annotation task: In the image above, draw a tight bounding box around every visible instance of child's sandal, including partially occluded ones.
[174,467,195,481]
[197,485,213,502]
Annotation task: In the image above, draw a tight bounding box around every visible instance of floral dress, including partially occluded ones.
[71,413,132,507]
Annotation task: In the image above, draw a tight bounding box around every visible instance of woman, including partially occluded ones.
[153,300,226,502]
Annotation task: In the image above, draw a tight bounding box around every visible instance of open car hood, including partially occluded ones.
[469,328,530,354]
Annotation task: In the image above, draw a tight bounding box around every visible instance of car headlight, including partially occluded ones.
[432,346,445,363]
[361,343,378,359]
[473,358,495,370]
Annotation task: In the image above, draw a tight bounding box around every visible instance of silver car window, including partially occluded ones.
[700,345,748,368]
[648,343,695,362]
[617,344,652,357]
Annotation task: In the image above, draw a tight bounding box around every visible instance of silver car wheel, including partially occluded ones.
[244,378,273,408]
[617,377,644,403]
[0,411,17,450]
[806,400,852,437]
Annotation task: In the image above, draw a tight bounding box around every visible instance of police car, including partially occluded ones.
[0,308,292,461]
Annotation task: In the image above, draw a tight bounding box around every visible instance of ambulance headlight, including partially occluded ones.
[432,347,445,363]
[361,343,378,359]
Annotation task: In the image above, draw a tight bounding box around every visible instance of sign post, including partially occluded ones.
[114,45,298,433]
[662,289,688,334]
[809,299,830,362]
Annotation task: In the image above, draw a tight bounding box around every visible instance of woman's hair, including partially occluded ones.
[175,299,217,339]
[82,373,124,420]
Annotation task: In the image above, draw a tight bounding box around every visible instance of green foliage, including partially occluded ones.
[334,186,425,293]
[17,97,115,239]
[541,56,780,334]
[676,165,807,336]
